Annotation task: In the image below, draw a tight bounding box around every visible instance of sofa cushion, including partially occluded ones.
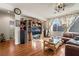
[66,39,79,46]
[73,33,79,38]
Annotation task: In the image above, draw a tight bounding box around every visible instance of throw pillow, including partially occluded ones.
[74,36,79,40]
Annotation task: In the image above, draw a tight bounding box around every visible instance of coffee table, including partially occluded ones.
[43,36,63,53]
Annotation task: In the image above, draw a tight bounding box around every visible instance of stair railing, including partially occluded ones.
[66,16,79,32]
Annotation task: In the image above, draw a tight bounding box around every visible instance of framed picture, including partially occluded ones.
[9,20,14,25]
[16,20,20,27]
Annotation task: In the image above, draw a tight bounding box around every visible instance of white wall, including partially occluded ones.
[0,14,14,40]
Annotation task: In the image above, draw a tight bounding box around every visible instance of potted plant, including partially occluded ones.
[0,33,5,42]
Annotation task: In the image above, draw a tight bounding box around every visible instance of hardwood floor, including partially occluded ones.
[0,39,65,56]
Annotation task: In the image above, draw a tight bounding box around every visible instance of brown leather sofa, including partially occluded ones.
[62,32,79,56]
[65,44,79,56]
[62,32,79,43]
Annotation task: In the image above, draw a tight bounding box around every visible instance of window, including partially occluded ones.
[52,18,64,31]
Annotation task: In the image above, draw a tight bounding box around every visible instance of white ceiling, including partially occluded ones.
[8,3,57,20]
[1,3,79,20]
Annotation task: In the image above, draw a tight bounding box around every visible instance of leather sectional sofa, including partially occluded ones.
[62,32,79,56]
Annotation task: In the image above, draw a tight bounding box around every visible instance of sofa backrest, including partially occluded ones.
[63,32,79,38]
[63,32,73,38]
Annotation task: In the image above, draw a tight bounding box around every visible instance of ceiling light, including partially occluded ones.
[55,3,65,12]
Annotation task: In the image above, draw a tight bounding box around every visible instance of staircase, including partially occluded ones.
[47,15,79,36]
[69,16,79,32]
[66,16,77,32]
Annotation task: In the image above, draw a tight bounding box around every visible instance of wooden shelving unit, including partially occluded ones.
[27,17,42,41]
[20,16,43,43]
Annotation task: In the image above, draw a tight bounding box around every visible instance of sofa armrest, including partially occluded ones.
[62,37,72,43]
[65,44,79,56]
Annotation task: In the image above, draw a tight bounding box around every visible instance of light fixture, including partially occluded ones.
[55,3,65,12]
